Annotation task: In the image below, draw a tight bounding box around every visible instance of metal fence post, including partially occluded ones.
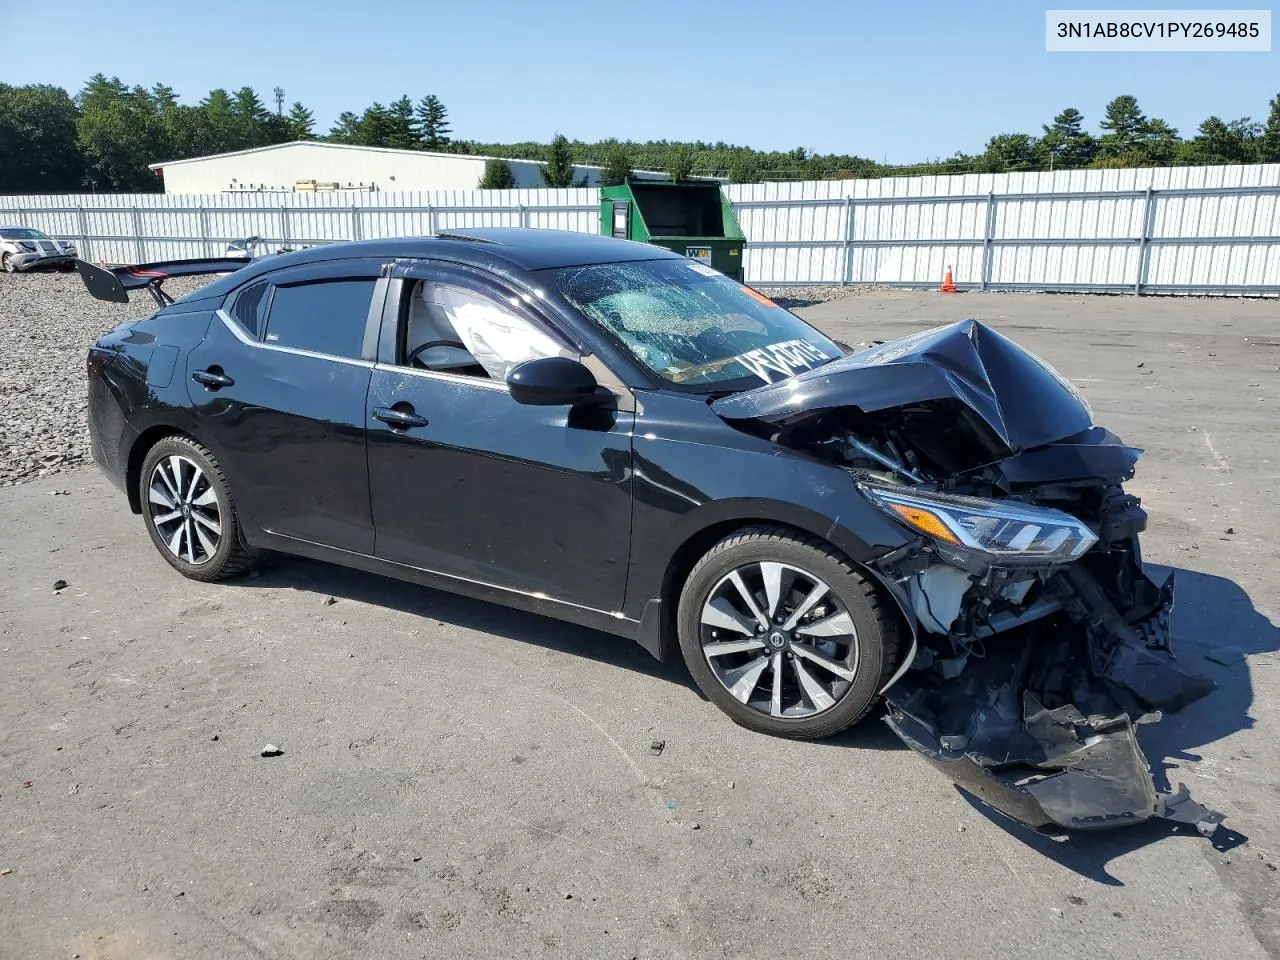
[425,203,436,237]
[76,206,90,262]
[1135,187,1156,296]
[350,205,361,241]
[198,207,211,257]
[841,196,854,285]
[519,205,529,229]
[981,192,997,290]
[280,206,290,249]
[131,206,145,263]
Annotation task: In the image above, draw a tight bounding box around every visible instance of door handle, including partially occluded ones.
[373,405,428,429]
[192,368,234,389]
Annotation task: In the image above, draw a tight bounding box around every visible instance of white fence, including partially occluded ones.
[4,163,1280,295]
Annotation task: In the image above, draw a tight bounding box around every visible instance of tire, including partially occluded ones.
[677,525,901,739]
[2,253,14,273]
[138,435,253,582]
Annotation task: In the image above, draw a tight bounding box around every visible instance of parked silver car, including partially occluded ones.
[0,226,77,272]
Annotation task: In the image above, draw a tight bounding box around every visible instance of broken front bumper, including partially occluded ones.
[881,565,1225,837]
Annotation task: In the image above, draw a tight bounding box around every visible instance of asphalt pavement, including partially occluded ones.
[2,290,1278,959]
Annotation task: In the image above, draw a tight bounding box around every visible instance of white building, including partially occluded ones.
[148,140,671,194]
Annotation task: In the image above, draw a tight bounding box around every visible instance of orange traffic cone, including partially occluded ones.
[939,265,957,294]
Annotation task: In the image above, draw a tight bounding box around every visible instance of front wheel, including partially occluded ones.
[1,253,15,273]
[139,436,253,582]
[677,526,901,739]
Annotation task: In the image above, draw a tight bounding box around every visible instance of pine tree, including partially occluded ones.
[328,111,361,143]
[478,159,516,189]
[199,88,237,152]
[386,95,417,150]
[287,101,315,139]
[1041,107,1097,168]
[231,86,268,148]
[416,94,451,151]
[1098,95,1147,157]
[357,103,393,147]
[541,133,576,187]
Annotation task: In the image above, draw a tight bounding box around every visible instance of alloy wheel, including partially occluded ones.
[147,455,222,565]
[699,561,859,719]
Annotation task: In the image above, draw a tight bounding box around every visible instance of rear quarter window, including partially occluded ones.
[228,281,269,338]
[262,278,376,360]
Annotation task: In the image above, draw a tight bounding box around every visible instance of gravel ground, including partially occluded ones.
[0,273,209,487]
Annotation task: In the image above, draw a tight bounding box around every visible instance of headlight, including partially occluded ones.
[860,482,1097,562]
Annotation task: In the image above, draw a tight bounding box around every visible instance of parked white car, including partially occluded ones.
[0,226,77,272]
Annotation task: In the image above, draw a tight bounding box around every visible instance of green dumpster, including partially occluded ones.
[600,177,746,282]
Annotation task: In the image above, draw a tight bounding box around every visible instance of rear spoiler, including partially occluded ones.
[75,237,272,307]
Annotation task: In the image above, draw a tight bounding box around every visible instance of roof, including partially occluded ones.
[225,229,683,279]
[146,140,671,177]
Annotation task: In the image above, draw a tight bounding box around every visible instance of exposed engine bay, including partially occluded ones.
[714,319,1224,835]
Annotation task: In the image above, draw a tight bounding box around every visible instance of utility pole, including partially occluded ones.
[273,86,285,116]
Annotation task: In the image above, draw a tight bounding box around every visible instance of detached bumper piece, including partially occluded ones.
[883,569,1225,837]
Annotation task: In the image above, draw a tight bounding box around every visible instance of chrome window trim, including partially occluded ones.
[215,309,376,369]
[371,361,509,391]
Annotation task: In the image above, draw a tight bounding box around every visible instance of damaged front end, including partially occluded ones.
[715,319,1224,836]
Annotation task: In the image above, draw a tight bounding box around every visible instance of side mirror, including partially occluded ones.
[507,356,600,406]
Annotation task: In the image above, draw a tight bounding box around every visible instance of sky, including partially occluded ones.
[4,0,1276,163]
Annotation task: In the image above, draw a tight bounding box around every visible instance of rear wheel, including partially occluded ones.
[677,526,901,739]
[139,436,253,582]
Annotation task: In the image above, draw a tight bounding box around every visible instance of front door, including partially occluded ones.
[365,265,634,611]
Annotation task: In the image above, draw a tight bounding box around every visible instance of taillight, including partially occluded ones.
[87,348,111,379]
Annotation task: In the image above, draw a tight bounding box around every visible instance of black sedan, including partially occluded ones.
[79,229,1223,836]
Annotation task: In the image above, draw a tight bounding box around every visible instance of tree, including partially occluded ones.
[978,133,1044,173]
[728,153,760,183]
[0,83,84,192]
[666,143,695,180]
[231,86,269,148]
[1041,107,1097,168]
[541,133,576,187]
[328,111,362,143]
[76,77,168,191]
[385,95,418,150]
[1181,116,1259,164]
[477,159,517,189]
[199,88,237,152]
[287,101,315,139]
[1098,95,1148,158]
[416,94,451,151]
[357,103,393,147]
[601,141,632,182]
[1258,93,1280,161]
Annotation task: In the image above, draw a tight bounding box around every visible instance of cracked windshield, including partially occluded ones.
[550,260,840,387]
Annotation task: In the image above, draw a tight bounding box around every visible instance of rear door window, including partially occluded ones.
[263,278,376,360]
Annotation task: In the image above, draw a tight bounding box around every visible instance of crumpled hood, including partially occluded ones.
[712,319,1094,455]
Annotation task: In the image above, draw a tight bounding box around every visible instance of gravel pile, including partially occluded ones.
[0,271,209,487]
[762,283,923,308]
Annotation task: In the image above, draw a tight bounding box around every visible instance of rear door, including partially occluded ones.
[186,258,386,553]
[364,261,635,611]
